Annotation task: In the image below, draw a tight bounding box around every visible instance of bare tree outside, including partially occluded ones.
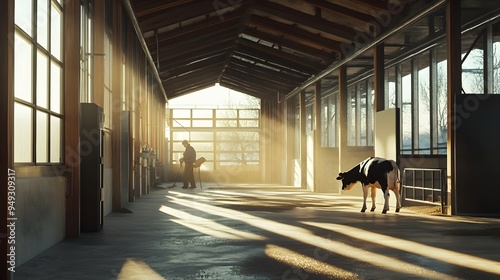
[168,85,261,169]
[215,93,260,166]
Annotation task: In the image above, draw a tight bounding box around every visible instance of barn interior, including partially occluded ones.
[2,0,500,278]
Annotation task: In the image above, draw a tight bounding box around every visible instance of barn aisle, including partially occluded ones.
[15,184,500,280]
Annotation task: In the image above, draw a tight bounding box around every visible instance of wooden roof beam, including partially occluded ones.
[254,0,355,43]
[249,15,342,53]
[243,28,336,62]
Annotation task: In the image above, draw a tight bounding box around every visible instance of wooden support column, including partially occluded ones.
[1,0,14,277]
[374,43,385,112]
[64,0,81,238]
[446,0,461,215]
[314,81,322,190]
[286,98,295,186]
[112,2,123,210]
[338,66,348,176]
[277,92,285,184]
[299,90,307,188]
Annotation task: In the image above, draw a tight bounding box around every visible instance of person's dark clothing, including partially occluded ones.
[182,145,196,188]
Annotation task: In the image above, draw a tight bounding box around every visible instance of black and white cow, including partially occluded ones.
[336,157,401,214]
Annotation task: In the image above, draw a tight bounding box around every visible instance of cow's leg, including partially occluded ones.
[382,189,390,214]
[387,169,401,212]
[379,176,390,214]
[393,188,401,212]
[361,184,368,212]
[370,186,377,212]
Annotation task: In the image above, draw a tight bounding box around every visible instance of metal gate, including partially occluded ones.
[402,168,447,210]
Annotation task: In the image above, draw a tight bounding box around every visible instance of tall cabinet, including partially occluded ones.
[80,103,104,232]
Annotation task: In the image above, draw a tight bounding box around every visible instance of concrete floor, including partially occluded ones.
[14,184,500,280]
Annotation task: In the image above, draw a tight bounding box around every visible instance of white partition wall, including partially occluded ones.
[374,108,400,208]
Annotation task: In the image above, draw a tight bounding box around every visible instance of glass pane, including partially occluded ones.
[359,82,367,146]
[104,33,112,88]
[401,61,412,152]
[192,109,213,118]
[51,4,62,61]
[50,116,62,163]
[239,120,259,127]
[436,48,448,154]
[190,132,213,141]
[14,103,33,162]
[494,22,500,93]
[50,61,62,114]
[243,152,259,161]
[37,51,49,108]
[217,109,237,118]
[385,67,396,108]
[36,111,48,162]
[239,109,259,118]
[192,120,212,127]
[192,142,213,151]
[172,119,191,127]
[402,104,412,151]
[172,109,190,118]
[367,82,374,146]
[14,33,33,103]
[306,104,313,132]
[37,0,49,49]
[347,85,356,146]
[216,120,237,127]
[328,94,338,147]
[15,0,33,36]
[417,52,431,154]
[462,31,484,93]
[172,131,191,141]
[321,98,328,147]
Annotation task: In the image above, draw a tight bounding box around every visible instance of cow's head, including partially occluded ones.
[336,171,358,190]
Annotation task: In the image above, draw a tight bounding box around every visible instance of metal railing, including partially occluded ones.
[403,168,447,209]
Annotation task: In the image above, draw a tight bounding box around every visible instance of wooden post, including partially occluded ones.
[112,1,123,210]
[299,90,307,188]
[64,0,82,238]
[338,66,348,175]
[446,0,461,215]
[314,81,322,190]
[374,43,385,112]
[1,0,14,277]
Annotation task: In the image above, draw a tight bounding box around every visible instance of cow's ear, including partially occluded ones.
[336,175,343,180]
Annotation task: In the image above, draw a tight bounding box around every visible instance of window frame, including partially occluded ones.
[13,0,64,165]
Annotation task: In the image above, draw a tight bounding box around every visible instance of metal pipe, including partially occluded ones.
[122,0,168,103]
[283,0,447,102]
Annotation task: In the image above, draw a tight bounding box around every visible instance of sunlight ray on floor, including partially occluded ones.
[303,221,500,275]
[265,244,359,280]
[166,196,452,279]
[159,205,266,240]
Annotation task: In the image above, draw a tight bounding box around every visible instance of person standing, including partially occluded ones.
[180,140,196,189]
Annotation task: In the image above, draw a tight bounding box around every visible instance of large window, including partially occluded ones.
[80,0,94,103]
[321,92,338,147]
[14,0,64,164]
[168,86,265,170]
[169,107,260,169]
[416,51,431,154]
[387,48,448,155]
[347,78,373,146]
